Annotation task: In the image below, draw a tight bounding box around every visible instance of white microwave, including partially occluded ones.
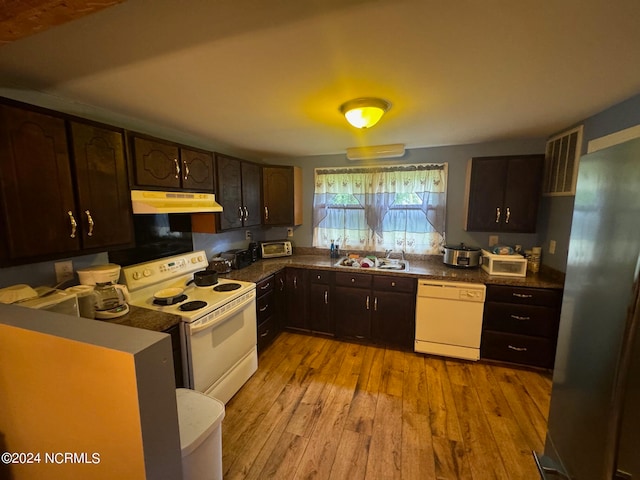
[18,290,80,317]
[260,241,293,258]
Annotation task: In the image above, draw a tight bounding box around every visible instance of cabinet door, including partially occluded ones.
[215,154,243,229]
[466,157,508,231]
[69,121,133,250]
[181,148,214,191]
[274,270,286,331]
[309,280,333,335]
[0,105,80,260]
[285,268,307,330]
[241,161,262,227]
[371,290,415,348]
[262,166,294,225]
[132,136,181,189]
[334,286,371,340]
[371,276,416,349]
[501,156,543,233]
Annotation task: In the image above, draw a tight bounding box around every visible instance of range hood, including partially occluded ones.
[131,190,223,214]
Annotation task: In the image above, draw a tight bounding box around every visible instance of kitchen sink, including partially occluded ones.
[334,256,409,272]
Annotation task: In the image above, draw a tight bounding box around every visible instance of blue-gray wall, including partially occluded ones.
[538,93,640,271]
[0,90,639,288]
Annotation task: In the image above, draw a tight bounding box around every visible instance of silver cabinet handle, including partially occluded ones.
[259,305,268,312]
[68,211,77,238]
[238,206,243,219]
[279,278,284,290]
[173,158,180,179]
[324,291,328,304]
[351,278,355,283]
[294,277,297,288]
[374,296,378,311]
[260,282,271,290]
[243,206,249,220]
[513,293,533,298]
[260,330,269,338]
[510,314,531,321]
[264,206,269,221]
[508,345,527,352]
[505,207,511,224]
[183,160,190,180]
[366,295,370,310]
[85,210,94,237]
[496,207,501,223]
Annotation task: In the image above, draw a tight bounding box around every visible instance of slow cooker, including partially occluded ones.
[443,243,482,268]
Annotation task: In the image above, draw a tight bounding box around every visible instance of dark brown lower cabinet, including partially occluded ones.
[481,285,562,369]
[284,268,308,331]
[308,270,334,335]
[370,276,416,349]
[256,275,279,352]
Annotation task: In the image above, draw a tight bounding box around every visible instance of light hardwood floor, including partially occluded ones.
[221,332,552,479]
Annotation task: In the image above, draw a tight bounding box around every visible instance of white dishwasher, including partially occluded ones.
[415,279,486,361]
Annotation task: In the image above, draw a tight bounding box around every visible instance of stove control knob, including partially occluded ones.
[190,257,198,264]
[197,255,204,262]
[132,271,141,280]
[143,269,152,277]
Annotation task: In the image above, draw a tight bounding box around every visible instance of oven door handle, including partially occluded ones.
[189,293,255,335]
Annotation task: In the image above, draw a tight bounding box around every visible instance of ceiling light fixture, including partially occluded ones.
[339,97,391,129]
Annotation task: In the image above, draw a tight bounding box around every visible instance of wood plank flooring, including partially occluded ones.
[221,332,552,479]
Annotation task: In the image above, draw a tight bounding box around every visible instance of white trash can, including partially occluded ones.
[176,388,225,480]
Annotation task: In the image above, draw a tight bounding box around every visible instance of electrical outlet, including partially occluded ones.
[245,230,252,240]
[287,227,293,237]
[549,240,556,254]
[489,235,499,246]
[54,260,74,283]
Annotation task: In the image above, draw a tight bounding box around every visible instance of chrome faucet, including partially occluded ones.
[385,250,405,261]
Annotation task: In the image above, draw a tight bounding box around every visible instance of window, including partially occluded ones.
[312,164,447,254]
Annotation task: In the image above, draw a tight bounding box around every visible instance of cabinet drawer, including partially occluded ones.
[486,285,562,307]
[310,270,331,284]
[335,272,372,288]
[257,290,274,324]
[257,316,277,352]
[256,275,274,296]
[481,331,555,368]
[372,275,416,294]
[483,302,559,337]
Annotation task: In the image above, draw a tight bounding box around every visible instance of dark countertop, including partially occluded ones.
[103,304,182,332]
[220,254,566,290]
[109,253,564,333]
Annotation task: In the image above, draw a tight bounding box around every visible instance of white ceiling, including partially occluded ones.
[1,0,639,159]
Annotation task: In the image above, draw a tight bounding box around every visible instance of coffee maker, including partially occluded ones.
[77,264,130,319]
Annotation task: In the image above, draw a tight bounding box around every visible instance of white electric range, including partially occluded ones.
[121,250,257,404]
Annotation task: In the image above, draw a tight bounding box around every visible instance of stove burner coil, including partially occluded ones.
[213,283,242,292]
[153,294,187,306]
[179,300,208,311]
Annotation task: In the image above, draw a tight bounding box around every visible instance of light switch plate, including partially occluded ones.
[287,227,293,237]
[549,240,556,254]
[489,235,499,246]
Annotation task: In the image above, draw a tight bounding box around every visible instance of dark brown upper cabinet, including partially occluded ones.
[0,102,133,264]
[215,153,261,230]
[130,135,214,192]
[464,154,544,233]
[262,165,303,226]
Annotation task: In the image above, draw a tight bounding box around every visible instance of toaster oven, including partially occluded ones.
[260,241,292,258]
